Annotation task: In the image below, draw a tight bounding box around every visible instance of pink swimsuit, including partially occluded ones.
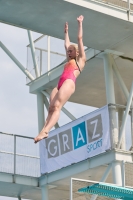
[57,59,81,90]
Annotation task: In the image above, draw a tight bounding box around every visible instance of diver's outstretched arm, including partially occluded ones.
[64,22,70,60]
[77,15,86,63]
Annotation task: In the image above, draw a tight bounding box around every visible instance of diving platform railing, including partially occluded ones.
[0,132,40,177]
[26,35,67,84]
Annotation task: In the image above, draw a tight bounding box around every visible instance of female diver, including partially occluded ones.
[34,15,86,143]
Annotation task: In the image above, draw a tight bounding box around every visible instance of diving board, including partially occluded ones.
[78,182,133,199]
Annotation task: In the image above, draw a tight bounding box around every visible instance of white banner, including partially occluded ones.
[40,105,111,174]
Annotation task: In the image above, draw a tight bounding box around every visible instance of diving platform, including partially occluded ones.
[1,0,133,51]
[1,131,133,200]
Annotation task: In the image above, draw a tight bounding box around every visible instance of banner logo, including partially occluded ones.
[59,129,73,155]
[46,135,59,158]
[87,114,103,143]
[46,114,104,158]
[72,122,87,149]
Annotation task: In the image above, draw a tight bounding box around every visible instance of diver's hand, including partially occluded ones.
[64,22,68,33]
[77,15,84,23]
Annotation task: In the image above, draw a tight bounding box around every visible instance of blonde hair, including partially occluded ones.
[69,44,79,52]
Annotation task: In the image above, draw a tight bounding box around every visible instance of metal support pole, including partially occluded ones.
[27,30,40,77]
[112,161,122,186]
[41,185,48,200]
[103,53,118,147]
[70,178,73,200]
[118,108,125,150]
[128,0,131,21]
[112,161,122,200]
[112,57,133,107]
[37,93,45,133]
[44,96,59,129]
[112,58,129,98]
[103,54,115,104]
[130,108,133,150]
[47,36,50,72]
[118,82,133,148]
[90,164,112,200]
[112,161,123,200]
[42,91,76,121]
[103,53,122,199]
[37,93,46,184]
[18,197,21,200]
[61,107,76,121]
[13,135,16,183]
[0,41,34,81]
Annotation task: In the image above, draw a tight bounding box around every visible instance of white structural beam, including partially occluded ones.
[111,56,133,107]
[102,53,122,194]
[112,161,122,185]
[42,91,76,121]
[118,82,133,148]
[90,164,112,200]
[0,41,34,81]
[35,46,66,57]
[118,109,125,150]
[37,93,45,176]
[102,53,118,147]
[130,109,133,150]
[37,93,48,200]
[37,92,45,132]
[61,106,76,121]
[27,30,40,77]
[103,54,115,104]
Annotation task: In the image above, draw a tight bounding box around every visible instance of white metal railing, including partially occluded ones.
[86,0,132,11]
[0,132,40,177]
[26,35,66,83]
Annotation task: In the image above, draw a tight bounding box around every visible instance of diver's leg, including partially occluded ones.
[34,80,75,143]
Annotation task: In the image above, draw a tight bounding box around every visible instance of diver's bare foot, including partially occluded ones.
[34,132,48,144]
